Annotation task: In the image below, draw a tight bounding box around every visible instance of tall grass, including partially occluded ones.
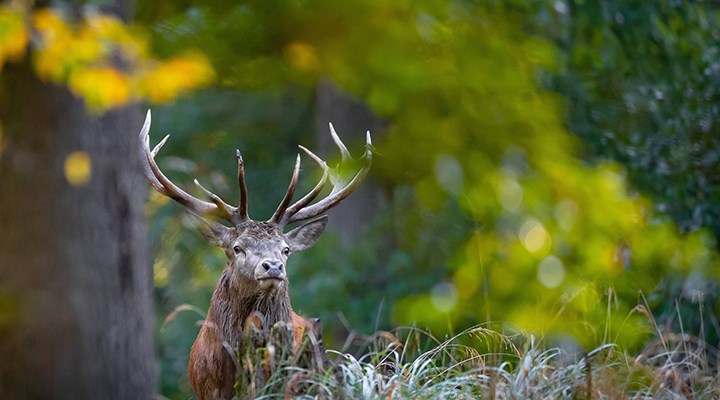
[252,322,719,399]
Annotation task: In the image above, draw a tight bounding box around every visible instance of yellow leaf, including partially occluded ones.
[139,51,214,103]
[0,6,29,65]
[33,9,74,81]
[73,27,102,62]
[32,8,63,33]
[68,66,130,110]
[26,8,213,111]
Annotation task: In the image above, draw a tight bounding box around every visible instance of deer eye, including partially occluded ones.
[233,246,243,255]
[282,247,290,256]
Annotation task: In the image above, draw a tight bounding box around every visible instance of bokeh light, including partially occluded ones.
[430,282,458,313]
[537,255,565,288]
[63,151,92,187]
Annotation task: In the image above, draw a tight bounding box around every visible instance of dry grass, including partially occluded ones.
[250,323,718,399]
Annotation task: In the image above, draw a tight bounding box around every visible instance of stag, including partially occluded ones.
[139,111,371,399]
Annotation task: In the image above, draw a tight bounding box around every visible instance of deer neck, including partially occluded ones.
[205,270,293,344]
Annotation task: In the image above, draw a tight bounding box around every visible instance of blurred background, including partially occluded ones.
[0,0,718,398]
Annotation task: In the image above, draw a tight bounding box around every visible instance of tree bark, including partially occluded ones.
[0,59,155,398]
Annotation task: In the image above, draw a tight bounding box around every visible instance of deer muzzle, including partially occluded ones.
[262,260,283,277]
[256,260,285,290]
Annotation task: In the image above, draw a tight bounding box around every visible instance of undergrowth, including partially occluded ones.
[250,324,719,399]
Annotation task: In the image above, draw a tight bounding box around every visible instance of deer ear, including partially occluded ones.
[186,213,233,247]
[286,216,328,252]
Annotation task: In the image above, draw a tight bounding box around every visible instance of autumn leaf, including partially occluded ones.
[0,5,28,68]
[4,7,215,112]
[68,66,130,110]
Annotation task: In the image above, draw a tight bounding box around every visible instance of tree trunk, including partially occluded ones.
[0,59,155,398]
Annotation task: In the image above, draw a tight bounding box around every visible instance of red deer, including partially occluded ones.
[138,111,371,399]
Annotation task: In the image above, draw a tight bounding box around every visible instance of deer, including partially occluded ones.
[138,111,371,400]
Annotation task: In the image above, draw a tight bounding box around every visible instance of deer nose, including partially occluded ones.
[262,260,284,277]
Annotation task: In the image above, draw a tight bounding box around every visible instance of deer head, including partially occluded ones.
[138,110,371,328]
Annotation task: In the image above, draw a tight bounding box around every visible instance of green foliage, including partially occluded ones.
[290,190,471,337]
[551,1,720,239]
[138,0,720,397]
[503,0,720,349]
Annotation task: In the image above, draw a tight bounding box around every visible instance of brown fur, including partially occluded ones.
[188,221,320,400]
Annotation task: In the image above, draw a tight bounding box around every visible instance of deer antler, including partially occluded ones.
[272,122,373,226]
[139,111,372,226]
[236,150,249,221]
[139,110,247,224]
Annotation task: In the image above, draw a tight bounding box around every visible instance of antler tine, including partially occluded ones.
[329,122,351,162]
[270,154,301,224]
[193,179,236,220]
[279,145,330,226]
[151,133,169,157]
[139,111,168,195]
[236,150,249,222]
[287,126,372,224]
[139,110,234,223]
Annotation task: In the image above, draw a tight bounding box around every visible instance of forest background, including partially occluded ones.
[0,0,718,398]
